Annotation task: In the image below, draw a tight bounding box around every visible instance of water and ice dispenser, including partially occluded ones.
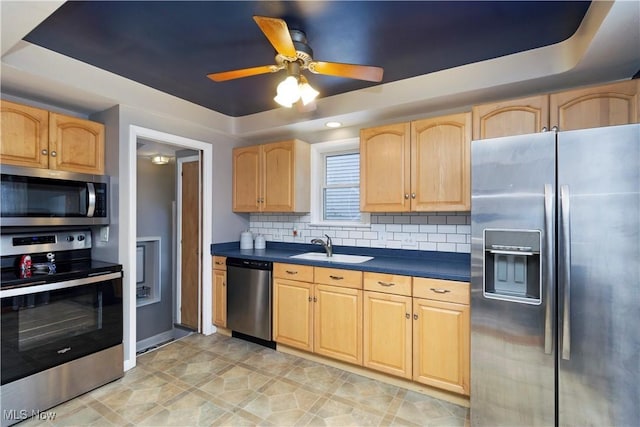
[483,229,542,305]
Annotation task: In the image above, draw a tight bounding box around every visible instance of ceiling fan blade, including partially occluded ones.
[207,65,279,82]
[253,16,297,59]
[309,61,384,82]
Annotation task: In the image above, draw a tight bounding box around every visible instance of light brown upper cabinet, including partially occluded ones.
[550,79,639,131]
[1,100,105,174]
[232,139,310,213]
[473,80,639,139]
[472,94,550,140]
[360,112,471,212]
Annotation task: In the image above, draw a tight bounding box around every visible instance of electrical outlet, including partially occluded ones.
[99,226,109,242]
[272,231,282,241]
[403,234,417,248]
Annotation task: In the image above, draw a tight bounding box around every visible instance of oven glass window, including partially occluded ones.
[13,287,98,351]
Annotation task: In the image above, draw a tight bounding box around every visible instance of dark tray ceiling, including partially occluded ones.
[24,1,591,117]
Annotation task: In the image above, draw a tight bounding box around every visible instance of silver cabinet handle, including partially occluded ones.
[50,151,57,157]
[430,288,450,294]
[215,261,224,265]
[541,126,548,132]
[308,296,312,302]
[405,313,410,319]
[413,314,418,320]
[560,185,572,360]
[329,275,343,280]
[41,149,48,155]
[544,184,554,355]
[404,193,409,199]
[286,270,298,275]
[411,193,416,199]
[377,281,395,287]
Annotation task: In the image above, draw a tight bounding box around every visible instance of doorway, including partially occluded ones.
[124,125,213,371]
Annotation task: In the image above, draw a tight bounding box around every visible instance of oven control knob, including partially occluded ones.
[66,236,75,242]
[77,235,85,242]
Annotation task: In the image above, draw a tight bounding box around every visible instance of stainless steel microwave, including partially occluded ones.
[0,165,109,227]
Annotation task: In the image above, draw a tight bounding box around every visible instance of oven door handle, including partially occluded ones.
[0,271,122,298]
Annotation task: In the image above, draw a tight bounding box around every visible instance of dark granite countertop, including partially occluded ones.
[211,242,470,282]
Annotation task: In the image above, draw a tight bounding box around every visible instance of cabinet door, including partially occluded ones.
[363,291,412,379]
[411,113,471,211]
[212,268,227,327]
[550,80,639,131]
[472,94,550,139]
[0,100,49,168]
[413,298,470,395]
[273,278,313,351]
[314,284,363,365]
[232,145,261,212]
[262,140,296,212]
[49,112,105,174]
[360,123,411,212]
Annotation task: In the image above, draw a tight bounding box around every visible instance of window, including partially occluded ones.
[311,138,370,226]
[323,152,361,221]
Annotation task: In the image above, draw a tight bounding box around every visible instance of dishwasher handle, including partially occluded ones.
[226,257,273,271]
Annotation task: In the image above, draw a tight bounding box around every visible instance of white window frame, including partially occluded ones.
[310,138,370,227]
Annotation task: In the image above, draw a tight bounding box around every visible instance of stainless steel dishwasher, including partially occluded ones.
[226,257,273,343]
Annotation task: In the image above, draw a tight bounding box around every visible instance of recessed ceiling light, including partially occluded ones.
[325,121,342,128]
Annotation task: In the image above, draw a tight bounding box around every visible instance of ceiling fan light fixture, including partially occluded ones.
[298,75,319,105]
[275,75,301,107]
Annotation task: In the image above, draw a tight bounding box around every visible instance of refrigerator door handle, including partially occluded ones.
[560,184,572,360]
[544,184,554,355]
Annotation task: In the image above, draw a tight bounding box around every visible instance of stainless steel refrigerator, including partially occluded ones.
[470,124,639,426]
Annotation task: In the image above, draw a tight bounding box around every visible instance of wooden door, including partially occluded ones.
[550,80,639,131]
[232,145,261,212]
[180,160,200,330]
[411,113,471,211]
[212,268,226,327]
[314,284,363,365]
[413,298,470,395]
[363,291,412,379]
[472,94,550,139]
[262,140,294,212]
[0,100,49,169]
[49,112,105,174]
[273,278,313,351]
[360,123,411,212]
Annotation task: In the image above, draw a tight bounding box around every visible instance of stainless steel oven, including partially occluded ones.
[0,230,123,427]
[0,165,109,227]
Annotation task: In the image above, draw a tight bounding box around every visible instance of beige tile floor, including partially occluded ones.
[19,333,469,426]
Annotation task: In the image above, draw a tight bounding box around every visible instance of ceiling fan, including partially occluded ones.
[207,16,384,108]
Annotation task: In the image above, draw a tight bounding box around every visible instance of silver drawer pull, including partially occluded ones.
[215,262,224,265]
[286,270,298,275]
[329,275,344,280]
[378,281,395,287]
[430,288,451,294]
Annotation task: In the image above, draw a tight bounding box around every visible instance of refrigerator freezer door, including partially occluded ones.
[471,132,556,426]
[557,124,639,426]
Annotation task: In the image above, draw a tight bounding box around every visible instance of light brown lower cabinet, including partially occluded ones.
[363,291,413,379]
[273,263,363,366]
[274,263,470,396]
[212,256,226,327]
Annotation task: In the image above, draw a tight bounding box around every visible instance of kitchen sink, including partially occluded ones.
[289,252,373,264]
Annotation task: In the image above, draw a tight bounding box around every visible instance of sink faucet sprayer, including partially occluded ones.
[311,234,333,257]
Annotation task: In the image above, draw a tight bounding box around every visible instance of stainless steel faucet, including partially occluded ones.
[311,234,333,257]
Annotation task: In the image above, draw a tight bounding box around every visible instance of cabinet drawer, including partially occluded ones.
[274,263,314,282]
[413,277,469,305]
[363,272,412,296]
[314,267,362,289]
[212,256,226,271]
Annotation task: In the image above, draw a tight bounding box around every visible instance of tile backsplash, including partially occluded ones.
[249,212,471,253]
